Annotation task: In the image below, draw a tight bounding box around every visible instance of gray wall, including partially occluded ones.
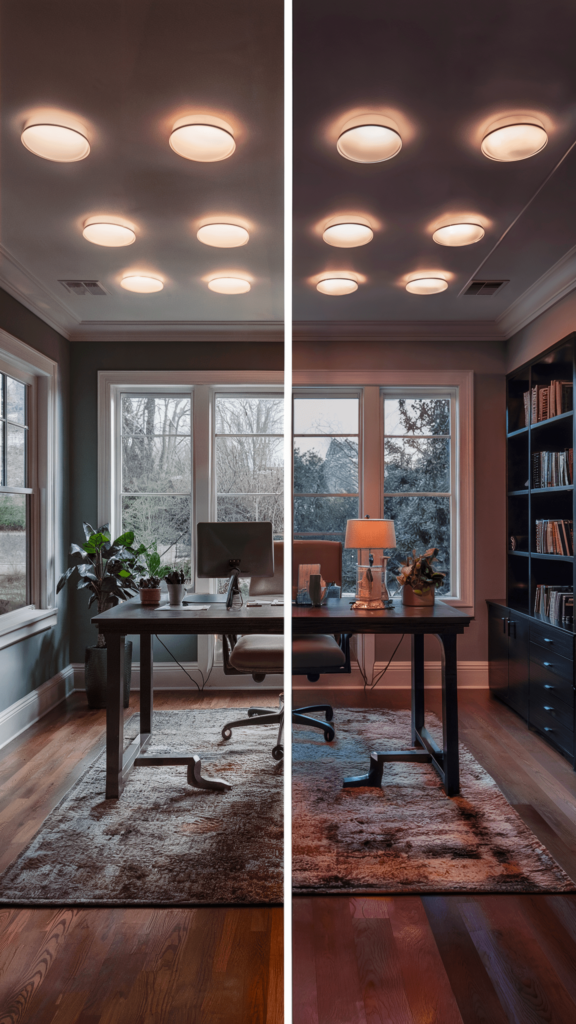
[0,290,70,715]
[68,341,284,665]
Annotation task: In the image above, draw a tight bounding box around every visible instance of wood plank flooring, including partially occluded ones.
[0,690,283,1024]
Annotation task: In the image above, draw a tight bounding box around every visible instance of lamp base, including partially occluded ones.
[351,597,394,611]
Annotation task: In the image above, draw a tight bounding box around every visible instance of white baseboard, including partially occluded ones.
[71,662,283,691]
[0,664,75,751]
[293,661,489,689]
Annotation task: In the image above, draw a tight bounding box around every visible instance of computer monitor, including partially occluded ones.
[196,522,275,608]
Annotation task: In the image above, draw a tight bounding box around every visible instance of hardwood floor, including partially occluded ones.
[0,690,283,1024]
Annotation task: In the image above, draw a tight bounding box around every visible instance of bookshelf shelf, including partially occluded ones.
[531,485,573,494]
[530,409,573,431]
[508,549,529,557]
[507,426,529,439]
[531,552,574,561]
[508,489,529,496]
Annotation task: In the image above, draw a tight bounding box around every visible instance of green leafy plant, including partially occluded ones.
[138,542,172,581]
[57,523,143,647]
[396,547,446,595]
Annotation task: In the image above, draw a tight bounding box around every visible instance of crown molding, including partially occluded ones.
[293,320,506,342]
[0,244,79,339]
[67,320,284,342]
[496,244,576,339]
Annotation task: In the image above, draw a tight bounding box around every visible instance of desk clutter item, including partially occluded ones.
[534,518,573,555]
[296,563,325,605]
[532,449,573,488]
[523,379,573,425]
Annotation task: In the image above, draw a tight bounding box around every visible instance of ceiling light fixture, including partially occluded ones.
[337,114,402,163]
[481,118,548,162]
[197,223,249,248]
[121,275,163,293]
[323,221,373,248]
[83,217,136,247]
[169,115,236,162]
[432,223,485,247]
[317,277,358,296]
[406,277,448,295]
[208,277,251,294]
[21,121,90,162]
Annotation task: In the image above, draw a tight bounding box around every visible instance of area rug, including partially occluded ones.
[0,709,283,906]
[293,707,575,894]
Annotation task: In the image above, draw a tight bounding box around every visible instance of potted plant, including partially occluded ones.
[136,544,171,605]
[57,523,142,708]
[396,547,446,606]
[165,567,187,606]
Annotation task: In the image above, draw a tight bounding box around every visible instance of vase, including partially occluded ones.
[402,585,435,607]
[140,588,162,605]
[84,640,132,709]
[167,582,186,606]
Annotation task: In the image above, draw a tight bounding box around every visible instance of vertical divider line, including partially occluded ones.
[283,0,293,1017]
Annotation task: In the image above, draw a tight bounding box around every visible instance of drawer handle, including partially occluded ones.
[544,706,554,712]
[543,638,554,644]
[544,726,555,732]
[543,685,555,690]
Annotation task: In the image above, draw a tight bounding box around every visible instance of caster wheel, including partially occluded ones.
[324,730,335,742]
[325,709,334,722]
[272,745,284,761]
[222,727,232,740]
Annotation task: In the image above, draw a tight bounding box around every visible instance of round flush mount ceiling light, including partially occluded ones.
[337,114,402,163]
[121,275,163,293]
[197,223,249,247]
[21,121,90,162]
[481,117,548,162]
[83,217,136,247]
[169,115,236,162]
[432,222,485,247]
[406,277,448,295]
[208,277,251,294]
[317,277,358,296]
[323,221,373,248]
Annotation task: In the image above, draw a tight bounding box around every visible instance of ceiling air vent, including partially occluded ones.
[464,279,509,296]
[59,279,107,296]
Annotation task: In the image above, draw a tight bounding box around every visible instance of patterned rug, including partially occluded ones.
[292,707,575,894]
[0,710,283,906]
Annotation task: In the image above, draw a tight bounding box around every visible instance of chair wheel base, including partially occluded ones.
[272,745,284,761]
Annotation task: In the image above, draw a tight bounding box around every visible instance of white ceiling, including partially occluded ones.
[293,0,576,338]
[0,0,283,340]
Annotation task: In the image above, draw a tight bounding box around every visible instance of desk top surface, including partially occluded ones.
[292,598,473,634]
[92,597,284,635]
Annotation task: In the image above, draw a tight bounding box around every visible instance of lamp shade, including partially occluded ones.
[344,518,396,549]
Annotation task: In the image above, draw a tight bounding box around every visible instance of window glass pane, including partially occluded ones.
[122,435,191,493]
[215,396,283,435]
[7,423,26,487]
[0,493,27,614]
[294,437,358,493]
[0,373,4,418]
[384,437,450,492]
[122,395,190,435]
[384,495,450,594]
[122,494,191,570]
[6,376,26,425]
[294,396,358,434]
[385,398,450,436]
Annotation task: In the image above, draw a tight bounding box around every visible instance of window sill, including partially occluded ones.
[0,606,58,651]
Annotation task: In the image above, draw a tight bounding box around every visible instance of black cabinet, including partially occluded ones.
[488,603,529,717]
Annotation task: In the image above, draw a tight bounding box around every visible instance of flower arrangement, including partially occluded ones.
[396,547,445,595]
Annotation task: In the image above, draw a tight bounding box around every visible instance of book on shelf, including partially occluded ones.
[534,518,574,555]
[534,584,574,629]
[523,380,573,426]
[532,449,574,488]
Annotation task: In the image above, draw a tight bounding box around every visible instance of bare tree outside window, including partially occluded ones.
[0,372,29,614]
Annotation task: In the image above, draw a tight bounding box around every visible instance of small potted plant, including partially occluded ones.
[139,575,162,604]
[166,567,187,606]
[396,547,446,606]
[57,524,141,708]
[137,544,171,605]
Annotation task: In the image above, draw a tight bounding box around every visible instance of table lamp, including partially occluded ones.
[344,516,397,610]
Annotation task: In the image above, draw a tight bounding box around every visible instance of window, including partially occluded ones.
[0,371,30,614]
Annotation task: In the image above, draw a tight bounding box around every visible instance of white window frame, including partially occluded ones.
[0,329,58,650]
[98,370,284,686]
[292,370,474,608]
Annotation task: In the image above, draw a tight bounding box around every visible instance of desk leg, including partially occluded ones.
[140,632,153,736]
[411,634,425,746]
[438,632,459,796]
[106,633,125,799]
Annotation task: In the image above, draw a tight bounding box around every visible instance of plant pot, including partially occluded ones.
[85,640,132,709]
[402,585,435,607]
[140,588,162,605]
[167,582,186,606]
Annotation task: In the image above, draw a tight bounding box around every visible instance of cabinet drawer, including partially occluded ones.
[531,684,574,727]
[529,622,574,660]
[530,673,574,709]
[530,704,574,757]
[530,643,573,684]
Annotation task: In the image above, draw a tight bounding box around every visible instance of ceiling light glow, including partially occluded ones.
[21,123,90,162]
[323,222,373,247]
[406,278,448,295]
[208,277,251,294]
[197,223,249,247]
[83,217,136,247]
[121,275,163,293]
[481,121,548,162]
[432,223,485,247]
[170,116,236,162]
[317,277,358,296]
[337,120,402,163]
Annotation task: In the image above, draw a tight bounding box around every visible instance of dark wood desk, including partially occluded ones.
[292,598,473,796]
[92,598,284,798]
